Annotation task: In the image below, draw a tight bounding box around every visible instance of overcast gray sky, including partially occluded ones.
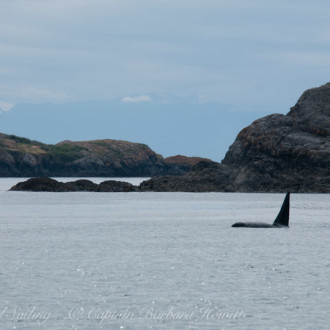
[1,0,330,107]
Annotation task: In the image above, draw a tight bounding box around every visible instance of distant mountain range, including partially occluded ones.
[0,133,209,177]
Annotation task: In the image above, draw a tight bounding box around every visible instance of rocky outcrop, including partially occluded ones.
[98,180,136,192]
[139,160,230,192]
[10,177,70,192]
[0,135,202,177]
[10,177,137,192]
[163,155,212,175]
[221,82,330,192]
[140,82,330,192]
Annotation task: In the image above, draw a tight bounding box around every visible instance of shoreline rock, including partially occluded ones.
[10,177,137,192]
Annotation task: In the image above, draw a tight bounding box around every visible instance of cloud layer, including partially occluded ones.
[0,101,14,112]
[122,95,152,103]
[1,0,330,109]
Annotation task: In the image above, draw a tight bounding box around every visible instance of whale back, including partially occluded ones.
[273,192,290,227]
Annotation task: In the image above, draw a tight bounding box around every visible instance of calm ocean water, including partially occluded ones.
[0,178,330,329]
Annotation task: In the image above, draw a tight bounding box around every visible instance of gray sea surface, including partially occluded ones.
[0,178,330,329]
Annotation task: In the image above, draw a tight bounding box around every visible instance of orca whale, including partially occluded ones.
[232,192,290,228]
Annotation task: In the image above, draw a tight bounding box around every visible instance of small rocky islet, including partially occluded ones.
[8,82,330,193]
[10,177,137,192]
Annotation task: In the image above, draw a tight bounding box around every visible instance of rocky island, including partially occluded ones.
[8,82,330,193]
[0,135,209,177]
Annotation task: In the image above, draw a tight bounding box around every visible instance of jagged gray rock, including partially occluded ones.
[222,82,330,192]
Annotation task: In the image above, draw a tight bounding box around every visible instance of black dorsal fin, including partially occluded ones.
[273,192,290,227]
